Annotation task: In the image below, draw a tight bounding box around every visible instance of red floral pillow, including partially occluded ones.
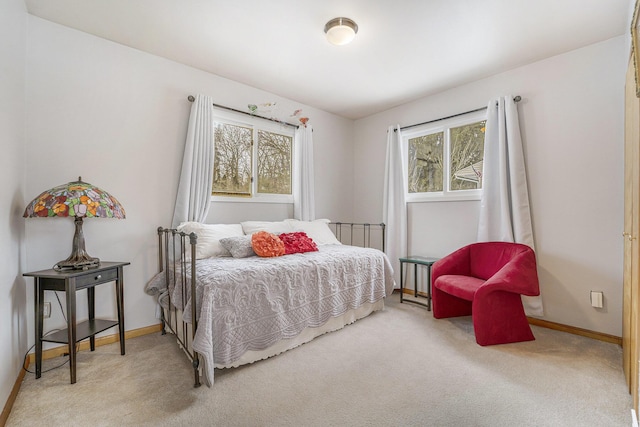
[251,231,285,257]
[278,232,318,255]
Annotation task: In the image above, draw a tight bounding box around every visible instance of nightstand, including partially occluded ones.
[24,261,129,384]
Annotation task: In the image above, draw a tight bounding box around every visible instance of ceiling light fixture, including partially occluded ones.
[324,17,358,46]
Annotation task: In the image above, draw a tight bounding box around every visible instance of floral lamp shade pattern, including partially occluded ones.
[23,178,126,219]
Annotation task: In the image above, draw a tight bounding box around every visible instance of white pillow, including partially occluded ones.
[176,222,244,259]
[284,219,342,245]
[240,220,294,235]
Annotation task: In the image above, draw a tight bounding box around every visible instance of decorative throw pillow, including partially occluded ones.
[251,231,285,257]
[176,222,244,259]
[219,235,256,258]
[283,219,342,245]
[279,232,318,255]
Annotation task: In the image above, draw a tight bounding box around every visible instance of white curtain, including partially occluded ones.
[293,124,315,221]
[383,125,407,287]
[171,94,214,228]
[478,96,543,316]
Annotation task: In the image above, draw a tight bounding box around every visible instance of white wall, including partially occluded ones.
[25,16,354,348]
[354,36,626,336]
[0,0,27,410]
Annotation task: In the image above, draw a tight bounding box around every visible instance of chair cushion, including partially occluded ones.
[435,274,485,301]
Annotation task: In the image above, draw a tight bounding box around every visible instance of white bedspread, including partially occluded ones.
[146,245,395,385]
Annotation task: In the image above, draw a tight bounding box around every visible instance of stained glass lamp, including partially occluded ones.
[23,177,126,271]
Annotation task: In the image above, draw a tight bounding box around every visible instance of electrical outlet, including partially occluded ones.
[590,291,603,308]
[43,302,51,318]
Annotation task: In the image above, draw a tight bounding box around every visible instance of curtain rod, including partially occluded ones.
[187,95,299,129]
[396,95,521,132]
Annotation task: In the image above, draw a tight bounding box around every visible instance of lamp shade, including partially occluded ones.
[23,177,125,271]
[23,178,126,219]
[324,17,358,46]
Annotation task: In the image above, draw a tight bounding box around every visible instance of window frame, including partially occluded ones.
[210,110,296,204]
[403,110,487,203]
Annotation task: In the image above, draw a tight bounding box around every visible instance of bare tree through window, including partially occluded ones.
[257,130,292,194]
[450,121,486,190]
[212,120,294,198]
[408,132,443,193]
[212,123,252,196]
[406,119,486,195]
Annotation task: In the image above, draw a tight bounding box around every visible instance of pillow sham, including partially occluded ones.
[251,231,285,257]
[241,220,294,235]
[176,222,244,259]
[219,235,256,258]
[284,219,342,245]
[279,232,318,255]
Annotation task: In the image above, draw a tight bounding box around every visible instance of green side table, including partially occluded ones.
[399,256,439,311]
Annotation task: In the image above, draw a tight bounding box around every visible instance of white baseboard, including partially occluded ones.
[632,409,638,427]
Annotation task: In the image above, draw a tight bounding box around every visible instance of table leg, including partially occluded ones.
[88,287,95,351]
[400,261,404,303]
[117,268,125,355]
[34,279,43,379]
[427,265,432,311]
[414,264,418,297]
[66,279,77,384]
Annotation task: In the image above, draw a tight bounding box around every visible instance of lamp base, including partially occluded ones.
[53,216,101,271]
[53,256,100,271]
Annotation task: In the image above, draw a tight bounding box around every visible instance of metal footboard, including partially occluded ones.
[329,222,386,252]
[156,227,201,388]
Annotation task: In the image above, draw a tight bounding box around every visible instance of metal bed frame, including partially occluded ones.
[329,222,386,252]
[157,227,201,387]
[156,222,385,388]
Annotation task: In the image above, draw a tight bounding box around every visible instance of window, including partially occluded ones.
[404,111,486,202]
[211,112,295,203]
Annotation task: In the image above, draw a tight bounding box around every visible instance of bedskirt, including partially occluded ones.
[214,299,384,369]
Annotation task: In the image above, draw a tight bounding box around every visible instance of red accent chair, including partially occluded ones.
[431,242,540,346]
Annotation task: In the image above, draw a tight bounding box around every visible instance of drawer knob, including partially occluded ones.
[95,275,102,280]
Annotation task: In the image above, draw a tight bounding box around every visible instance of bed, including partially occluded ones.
[145,220,394,387]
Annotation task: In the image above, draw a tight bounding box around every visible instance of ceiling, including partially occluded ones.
[24,0,630,120]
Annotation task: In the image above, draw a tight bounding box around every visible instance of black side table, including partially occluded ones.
[399,256,439,311]
[24,261,129,384]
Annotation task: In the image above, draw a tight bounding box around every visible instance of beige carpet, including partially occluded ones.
[7,295,633,426]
